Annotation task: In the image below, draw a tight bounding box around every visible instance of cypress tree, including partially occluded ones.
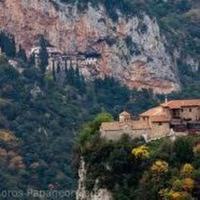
[28,53,35,67]
[17,44,27,62]
[38,36,48,74]
[56,62,61,74]
[67,66,75,85]
[52,63,56,81]
[0,31,16,58]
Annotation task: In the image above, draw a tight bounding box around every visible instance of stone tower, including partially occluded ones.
[119,111,131,123]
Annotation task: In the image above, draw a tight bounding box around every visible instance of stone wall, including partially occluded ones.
[150,122,170,139]
[181,106,200,121]
[100,127,150,141]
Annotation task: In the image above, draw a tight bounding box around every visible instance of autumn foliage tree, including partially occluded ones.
[132,145,150,160]
[151,160,169,175]
[181,164,194,178]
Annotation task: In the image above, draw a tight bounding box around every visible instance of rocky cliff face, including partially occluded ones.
[76,158,113,200]
[0,0,180,93]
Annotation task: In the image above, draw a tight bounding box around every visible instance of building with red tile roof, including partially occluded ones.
[100,99,200,141]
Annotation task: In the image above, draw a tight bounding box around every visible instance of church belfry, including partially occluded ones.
[119,111,131,123]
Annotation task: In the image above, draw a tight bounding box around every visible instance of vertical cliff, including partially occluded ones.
[0,0,182,93]
[76,158,113,200]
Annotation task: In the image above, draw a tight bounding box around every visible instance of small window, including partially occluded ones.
[189,108,192,112]
[159,122,162,126]
[143,117,147,121]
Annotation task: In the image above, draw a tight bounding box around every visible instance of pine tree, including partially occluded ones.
[74,67,86,93]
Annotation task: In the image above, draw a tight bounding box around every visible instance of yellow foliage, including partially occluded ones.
[0,147,25,169]
[172,179,183,192]
[169,191,190,200]
[131,145,150,159]
[171,191,183,200]
[0,130,16,142]
[9,155,25,169]
[181,164,194,177]
[151,160,168,174]
[193,144,200,155]
[182,178,194,192]
[160,189,191,200]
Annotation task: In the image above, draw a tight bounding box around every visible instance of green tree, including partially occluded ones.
[0,31,16,58]
[38,36,48,74]
[174,138,193,163]
[77,112,113,149]
[17,44,27,62]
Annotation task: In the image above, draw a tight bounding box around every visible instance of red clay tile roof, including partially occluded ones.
[140,106,171,122]
[101,99,200,131]
[140,106,163,117]
[151,115,171,122]
[161,99,200,109]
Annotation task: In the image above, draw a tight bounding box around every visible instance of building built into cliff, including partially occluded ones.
[31,46,101,73]
[100,99,200,141]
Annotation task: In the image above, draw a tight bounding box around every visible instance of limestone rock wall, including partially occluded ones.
[0,0,181,93]
[76,158,113,200]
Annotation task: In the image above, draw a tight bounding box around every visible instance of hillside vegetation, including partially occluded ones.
[0,39,161,199]
[0,8,199,197]
[76,115,200,200]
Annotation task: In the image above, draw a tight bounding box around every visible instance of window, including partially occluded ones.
[143,117,148,121]
[189,108,192,112]
[172,109,180,118]
[159,122,162,126]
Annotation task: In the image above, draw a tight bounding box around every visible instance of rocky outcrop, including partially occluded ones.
[0,0,181,93]
[76,158,113,200]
